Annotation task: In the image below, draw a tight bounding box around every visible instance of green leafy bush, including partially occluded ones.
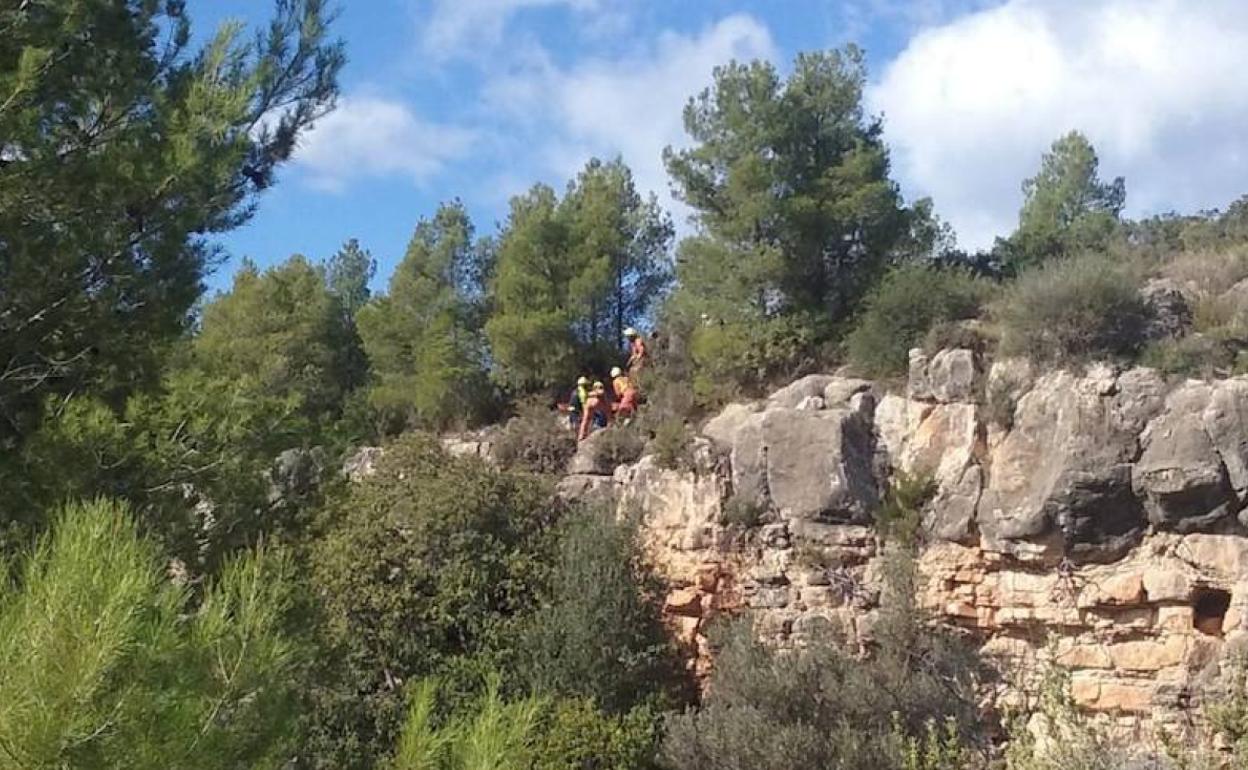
[392,680,659,770]
[493,399,577,475]
[876,472,937,548]
[994,252,1148,363]
[516,506,691,714]
[720,494,765,528]
[846,264,994,378]
[649,419,696,471]
[306,434,560,767]
[660,613,986,770]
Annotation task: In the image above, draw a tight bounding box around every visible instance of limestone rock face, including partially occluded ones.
[767,374,840,410]
[977,368,1165,562]
[566,430,619,476]
[546,351,1248,730]
[731,407,878,524]
[1136,383,1236,530]
[702,401,762,451]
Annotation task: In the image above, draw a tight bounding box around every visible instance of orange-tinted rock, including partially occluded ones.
[1107,637,1186,672]
[665,588,703,617]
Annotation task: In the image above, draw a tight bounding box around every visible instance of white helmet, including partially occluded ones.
[610,366,623,378]
[623,327,638,338]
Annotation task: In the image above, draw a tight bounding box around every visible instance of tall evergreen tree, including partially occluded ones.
[356,202,493,430]
[195,255,357,426]
[486,159,673,393]
[662,47,914,399]
[0,0,343,445]
[325,238,377,320]
[1000,130,1126,270]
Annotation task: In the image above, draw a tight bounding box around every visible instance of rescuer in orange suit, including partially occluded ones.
[578,381,611,441]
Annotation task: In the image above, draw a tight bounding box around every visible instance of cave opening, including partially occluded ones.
[1193,587,1231,637]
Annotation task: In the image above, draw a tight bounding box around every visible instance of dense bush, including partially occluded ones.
[994,252,1149,363]
[392,680,658,770]
[660,613,985,770]
[649,419,697,471]
[516,507,691,714]
[846,264,994,378]
[493,399,578,475]
[305,434,561,767]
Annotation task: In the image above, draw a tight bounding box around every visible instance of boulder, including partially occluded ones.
[1135,382,1236,531]
[342,446,384,482]
[768,374,839,409]
[731,407,879,524]
[566,429,630,475]
[909,348,980,403]
[907,348,932,401]
[978,368,1165,561]
[702,401,763,451]
[1141,278,1193,340]
[873,394,928,466]
[269,447,326,503]
[924,464,982,543]
[927,348,981,403]
[556,474,618,506]
[823,378,873,409]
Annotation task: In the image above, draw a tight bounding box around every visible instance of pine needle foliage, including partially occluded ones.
[0,498,303,769]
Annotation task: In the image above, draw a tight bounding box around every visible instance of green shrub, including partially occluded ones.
[720,494,765,528]
[306,434,560,767]
[876,472,936,549]
[994,252,1148,363]
[660,613,986,770]
[1139,334,1237,379]
[392,681,659,770]
[493,399,577,474]
[516,506,691,714]
[846,264,994,378]
[650,419,696,471]
[688,316,816,408]
[530,699,660,770]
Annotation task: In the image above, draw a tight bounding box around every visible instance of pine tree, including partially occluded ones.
[0,498,304,769]
[662,47,913,399]
[486,160,673,393]
[356,202,493,430]
[1000,130,1126,270]
[195,255,357,425]
[0,0,342,444]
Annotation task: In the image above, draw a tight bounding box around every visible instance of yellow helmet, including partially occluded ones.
[623,327,638,338]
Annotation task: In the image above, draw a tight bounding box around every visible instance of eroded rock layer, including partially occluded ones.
[565,350,1248,727]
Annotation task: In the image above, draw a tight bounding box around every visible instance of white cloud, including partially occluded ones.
[482,14,777,224]
[870,0,1248,250]
[420,0,601,60]
[295,96,476,191]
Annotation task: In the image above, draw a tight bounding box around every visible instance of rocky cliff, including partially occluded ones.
[558,349,1248,729]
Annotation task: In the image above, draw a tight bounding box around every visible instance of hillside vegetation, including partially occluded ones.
[5,2,1248,768]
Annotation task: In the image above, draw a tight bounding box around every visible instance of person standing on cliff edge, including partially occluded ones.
[624,327,647,377]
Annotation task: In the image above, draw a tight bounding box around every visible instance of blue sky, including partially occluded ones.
[199,0,1248,293]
